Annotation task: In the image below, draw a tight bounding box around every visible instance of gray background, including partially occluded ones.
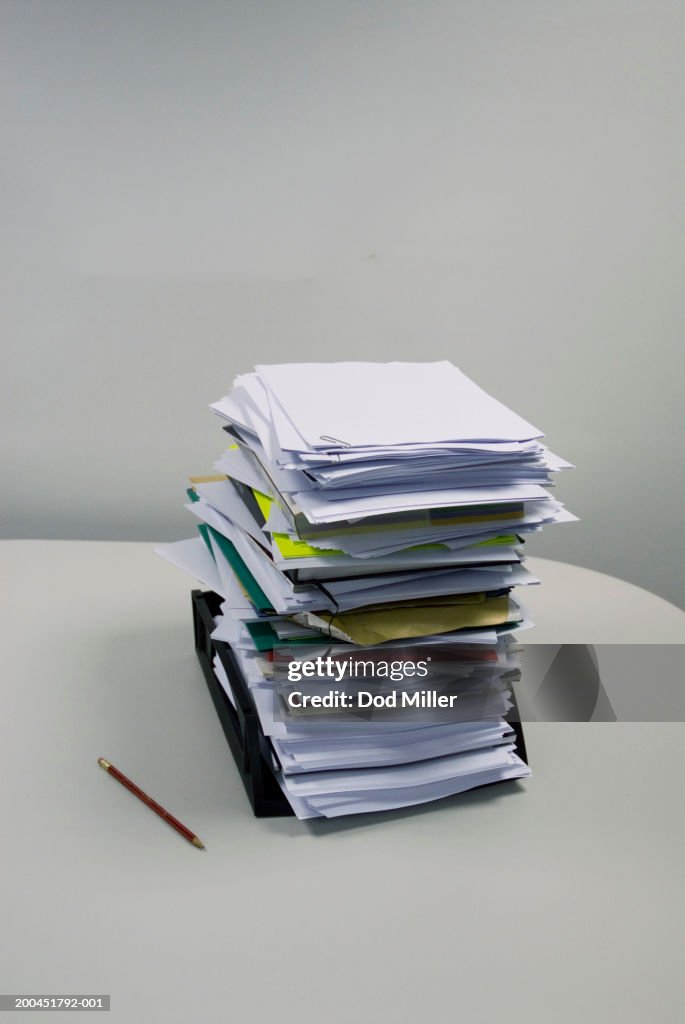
[2,0,683,607]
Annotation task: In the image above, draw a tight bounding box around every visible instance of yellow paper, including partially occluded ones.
[253,488,274,521]
[272,533,518,560]
[272,533,344,558]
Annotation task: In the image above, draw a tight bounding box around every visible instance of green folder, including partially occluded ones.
[245,620,325,652]
[204,526,274,614]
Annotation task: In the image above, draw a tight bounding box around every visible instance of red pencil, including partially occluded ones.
[98,757,205,849]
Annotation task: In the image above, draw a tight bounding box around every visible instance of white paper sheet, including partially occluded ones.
[256,362,543,448]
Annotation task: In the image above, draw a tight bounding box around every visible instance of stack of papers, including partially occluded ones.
[158,361,575,819]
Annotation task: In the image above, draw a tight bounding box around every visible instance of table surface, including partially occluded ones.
[1,540,683,1024]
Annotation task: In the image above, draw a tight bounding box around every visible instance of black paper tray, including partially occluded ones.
[192,589,529,818]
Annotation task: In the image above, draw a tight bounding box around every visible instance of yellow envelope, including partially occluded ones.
[308,595,512,646]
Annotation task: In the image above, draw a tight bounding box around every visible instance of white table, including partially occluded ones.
[1,541,684,1024]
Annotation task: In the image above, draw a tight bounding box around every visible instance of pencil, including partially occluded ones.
[98,757,205,849]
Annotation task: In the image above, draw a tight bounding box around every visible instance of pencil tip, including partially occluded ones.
[98,757,111,770]
[192,837,206,849]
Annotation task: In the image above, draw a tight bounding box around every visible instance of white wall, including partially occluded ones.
[3,0,683,607]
